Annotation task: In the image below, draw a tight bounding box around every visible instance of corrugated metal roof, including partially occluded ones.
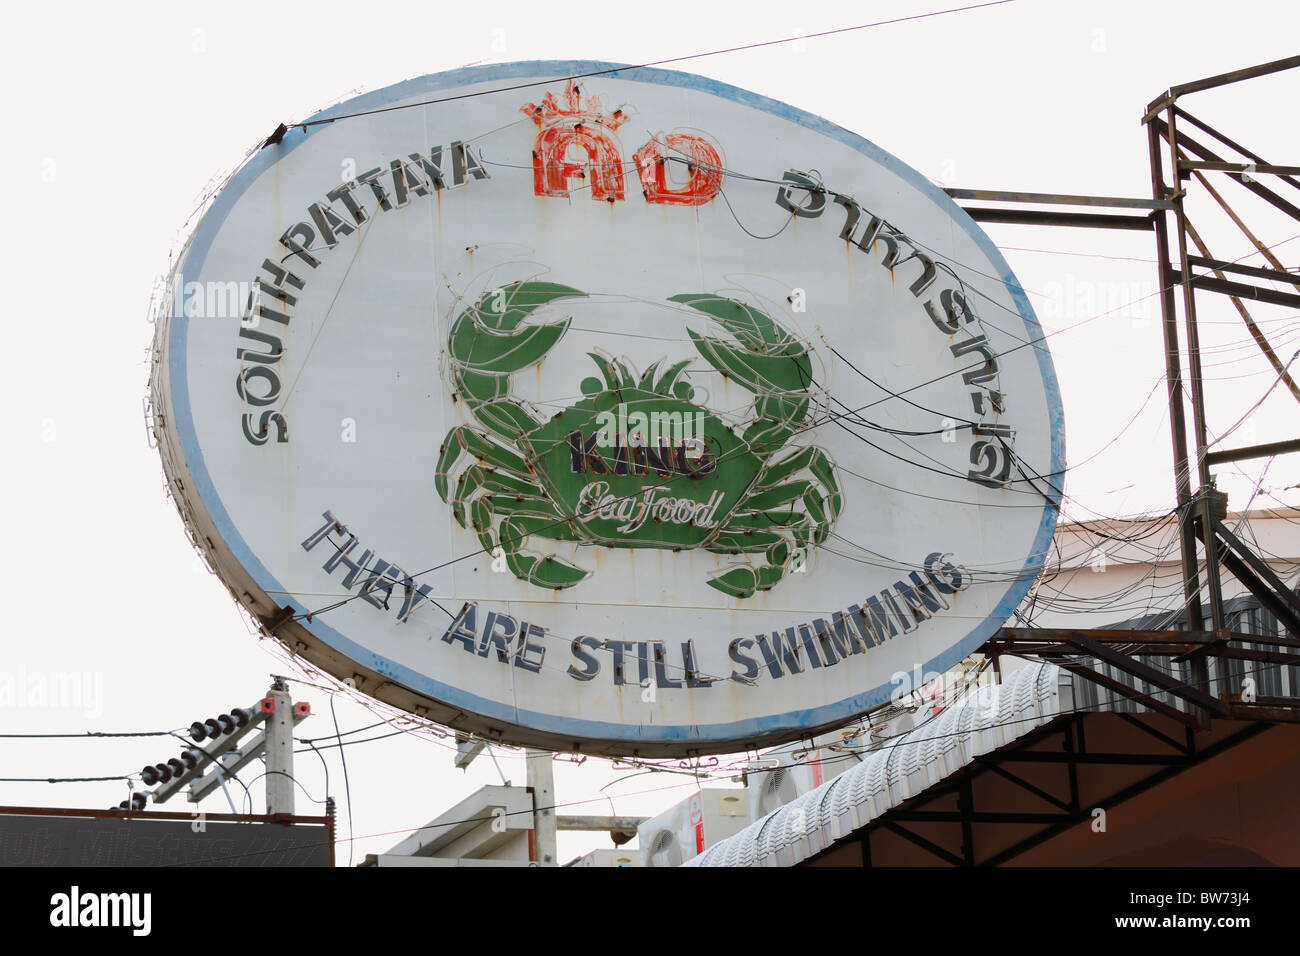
[685,662,1070,867]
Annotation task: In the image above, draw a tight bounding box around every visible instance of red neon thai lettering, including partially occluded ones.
[633,134,724,206]
[521,80,629,202]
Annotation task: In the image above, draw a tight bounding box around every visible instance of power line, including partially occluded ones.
[0,730,180,739]
[0,775,133,784]
[297,2,1019,129]
[330,692,357,868]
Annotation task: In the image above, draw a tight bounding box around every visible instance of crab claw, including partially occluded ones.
[670,293,812,395]
[448,281,586,373]
[706,564,785,599]
[499,516,591,589]
[509,553,591,590]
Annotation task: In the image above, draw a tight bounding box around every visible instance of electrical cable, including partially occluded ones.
[330,692,357,868]
[241,770,328,814]
[0,730,182,739]
[296,2,1020,129]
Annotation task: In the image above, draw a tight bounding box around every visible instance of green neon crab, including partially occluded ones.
[435,280,843,598]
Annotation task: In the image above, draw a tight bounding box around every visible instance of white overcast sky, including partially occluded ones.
[3,0,1298,864]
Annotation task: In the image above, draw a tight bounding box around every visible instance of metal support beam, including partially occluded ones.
[1113,713,1190,755]
[996,626,1222,645]
[1164,106,1228,638]
[453,732,486,770]
[957,206,1153,230]
[1066,631,1229,715]
[881,822,965,866]
[1143,53,1300,122]
[1201,518,1300,637]
[1186,253,1300,288]
[1160,119,1300,224]
[984,764,1072,813]
[1179,160,1300,177]
[958,772,975,866]
[978,722,1269,867]
[1206,438,1300,466]
[943,188,1170,210]
[1174,106,1300,196]
[1169,270,1300,310]
[892,810,1069,825]
[1058,661,1200,727]
[984,751,1188,765]
[1147,117,1208,642]
[1179,215,1300,406]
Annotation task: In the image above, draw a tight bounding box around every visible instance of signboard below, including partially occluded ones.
[0,808,333,867]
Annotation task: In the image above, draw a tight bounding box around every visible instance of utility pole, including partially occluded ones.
[265,678,295,816]
[526,749,556,866]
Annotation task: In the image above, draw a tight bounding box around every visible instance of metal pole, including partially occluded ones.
[1165,107,1227,638]
[1146,119,1207,637]
[526,749,557,866]
[265,682,295,816]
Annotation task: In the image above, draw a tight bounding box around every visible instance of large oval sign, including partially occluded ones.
[151,61,1064,756]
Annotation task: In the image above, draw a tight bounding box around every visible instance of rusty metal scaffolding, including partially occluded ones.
[945,55,1300,724]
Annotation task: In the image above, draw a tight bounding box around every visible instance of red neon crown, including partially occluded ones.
[521,79,629,131]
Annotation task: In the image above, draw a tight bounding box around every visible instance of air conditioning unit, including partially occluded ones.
[573,848,639,867]
[746,743,838,821]
[866,710,915,751]
[638,789,749,867]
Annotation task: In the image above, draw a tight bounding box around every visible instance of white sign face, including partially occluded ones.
[152,61,1064,756]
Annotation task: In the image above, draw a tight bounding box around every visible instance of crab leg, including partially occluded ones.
[460,487,589,590]
[468,397,548,446]
[436,425,532,502]
[704,447,843,597]
[448,465,541,527]
[705,563,787,599]
[497,514,590,589]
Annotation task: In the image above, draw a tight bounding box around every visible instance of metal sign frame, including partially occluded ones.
[938,55,1300,723]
